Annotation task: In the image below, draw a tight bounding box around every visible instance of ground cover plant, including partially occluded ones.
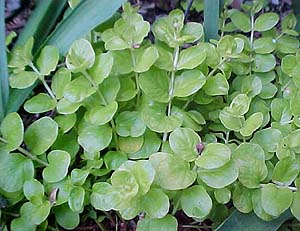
[1,0,300,230]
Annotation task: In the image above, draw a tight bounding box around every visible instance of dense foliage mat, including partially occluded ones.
[1,0,300,230]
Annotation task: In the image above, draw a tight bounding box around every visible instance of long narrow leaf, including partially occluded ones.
[0,0,9,121]
[6,0,67,114]
[204,0,220,41]
[215,210,293,231]
[16,0,67,51]
[44,0,126,56]
[7,0,125,114]
[292,0,300,32]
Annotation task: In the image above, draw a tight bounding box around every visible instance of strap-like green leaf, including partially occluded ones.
[16,0,67,52]
[0,0,9,121]
[215,210,292,231]
[6,0,67,115]
[6,0,125,114]
[204,0,220,41]
[44,0,126,56]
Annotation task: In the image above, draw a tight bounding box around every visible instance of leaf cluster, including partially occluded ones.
[1,1,300,230]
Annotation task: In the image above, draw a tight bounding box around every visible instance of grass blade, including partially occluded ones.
[291,0,300,32]
[44,0,126,56]
[0,0,9,121]
[16,0,67,51]
[7,0,125,114]
[204,0,220,41]
[6,0,67,114]
[215,210,292,231]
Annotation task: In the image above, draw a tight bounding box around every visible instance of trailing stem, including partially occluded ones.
[130,49,141,108]
[0,137,49,166]
[249,11,255,76]
[29,62,56,99]
[82,70,119,150]
[162,46,180,142]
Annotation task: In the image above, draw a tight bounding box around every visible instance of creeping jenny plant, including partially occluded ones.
[1,1,300,230]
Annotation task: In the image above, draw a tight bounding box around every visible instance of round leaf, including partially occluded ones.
[240,112,263,137]
[84,101,118,125]
[55,204,80,230]
[134,46,159,73]
[129,131,161,159]
[137,215,178,231]
[177,46,206,70]
[150,152,196,190]
[88,52,113,84]
[181,185,212,219]
[272,156,299,185]
[116,77,137,102]
[24,93,56,113]
[142,188,169,218]
[63,76,95,103]
[42,150,71,183]
[253,37,276,54]
[71,169,89,186]
[219,107,245,132]
[233,143,267,188]
[104,151,128,170]
[0,151,34,192]
[203,73,229,96]
[230,10,251,32]
[195,143,231,169]
[0,112,23,151]
[198,160,238,188]
[232,183,253,213]
[119,136,144,154]
[169,128,200,162]
[253,54,276,73]
[36,45,59,75]
[51,68,71,99]
[261,184,293,217]
[230,94,250,115]
[139,68,170,103]
[251,128,282,153]
[276,35,299,54]
[78,123,112,153]
[24,117,58,155]
[111,170,139,201]
[116,111,146,137]
[23,179,44,202]
[68,187,85,212]
[11,218,36,231]
[254,13,279,32]
[20,201,51,225]
[214,188,231,204]
[173,70,206,97]
[9,71,39,89]
[54,113,77,133]
[66,39,95,73]
[291,192,300,221]
[119,160,155,195]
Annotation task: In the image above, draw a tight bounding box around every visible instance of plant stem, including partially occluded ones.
[162,46,180,142]
[29,62,56,99]
[207,58,226,79]
[130,49,141,108]
[250,12,255,50]
[95,219,107,231]
[1,211,20,217]
[82,70,119,151]
[172,198,180,215]
[0,137,49,166]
